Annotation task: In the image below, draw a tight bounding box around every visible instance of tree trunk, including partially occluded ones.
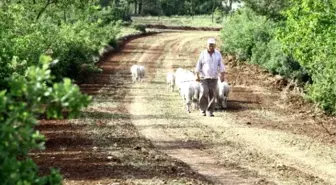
[138,0,142,15]
[63,9,66,22]
[134,0,138,14]
[191,0,194,19]
[211,0,216,22]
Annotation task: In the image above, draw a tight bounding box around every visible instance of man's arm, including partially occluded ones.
[196,72,201,82]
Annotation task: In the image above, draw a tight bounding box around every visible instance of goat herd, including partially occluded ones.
[130,64,230,114]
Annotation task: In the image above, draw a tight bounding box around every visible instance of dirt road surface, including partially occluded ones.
[32,30,336,185]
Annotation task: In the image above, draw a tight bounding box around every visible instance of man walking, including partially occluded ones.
[195,38,225,117]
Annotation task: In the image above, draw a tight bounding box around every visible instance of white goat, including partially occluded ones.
[175,68,195,93]
[174,68,187,91]
[192,81,201,110]
[216,80,230,109]
[138,65,145,82]
[130,65,145,83]
[166,72,175,92]
[176,69,200,113]
[180,81,195,113]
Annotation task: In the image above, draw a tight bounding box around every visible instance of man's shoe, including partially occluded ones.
[208,112,214,117]
[200,110,206,116]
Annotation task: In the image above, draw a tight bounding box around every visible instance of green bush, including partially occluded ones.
[243,0,289,20]
[214,7,223,24]
[220,7,309,84]
[278,0,336,114]
[220,8,275,61]
[0,55,91,184]
[132,24,147,33]
[48,18,120,82]
[0,2,120,89]
[251,39,309,82]
[100,4,132,23]
[0,1,122,183]
[306,61,336,114]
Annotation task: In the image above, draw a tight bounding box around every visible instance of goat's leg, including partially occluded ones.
[186,103,191,113]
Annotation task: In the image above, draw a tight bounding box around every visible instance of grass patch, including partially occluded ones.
[132,15,224,28]
[117,25,143,38]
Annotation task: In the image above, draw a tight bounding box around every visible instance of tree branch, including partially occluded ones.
[36,0,55,21]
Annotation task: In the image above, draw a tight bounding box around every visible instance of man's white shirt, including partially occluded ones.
[195,49,225,79]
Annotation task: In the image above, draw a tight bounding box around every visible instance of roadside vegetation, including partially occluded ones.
[1,0,335,184]
[132,15,223,27]
[220,0,336,115]
[0,0,121,184]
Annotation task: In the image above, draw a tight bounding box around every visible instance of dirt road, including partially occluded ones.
[33,30,336,185]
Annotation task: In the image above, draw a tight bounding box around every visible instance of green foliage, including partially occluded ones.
[278,0,336,114]
[132,24,147,33]
[220,8,275,60]
[0,0,118,183]
[214,7,224,24]
[0,55,91,184]
[100,0,132,22]
[48,18,120,82]
[243,0,289,20]
[110,0,225,16]
[220,8,308,82]
[306,62,336,114]
[222,1,336,115]
[251,39,308,81]
[0,1,120,89]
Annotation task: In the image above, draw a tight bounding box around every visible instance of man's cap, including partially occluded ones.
[207,38,216,45]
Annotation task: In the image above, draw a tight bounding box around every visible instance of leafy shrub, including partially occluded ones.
[0,1,122,182]
[133,24,147,33]
[306,61,336,114]
[48,18,120,82]
[100,5,131,23]
[121,21,132,26]
[243,0,289,20]
[214,7,223,24]
[251,39,309,82]
[0,2,120,89]
[278,0,336,114]
[220,8,275,61]
[220,8,309,85]
[0,55,91,184]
